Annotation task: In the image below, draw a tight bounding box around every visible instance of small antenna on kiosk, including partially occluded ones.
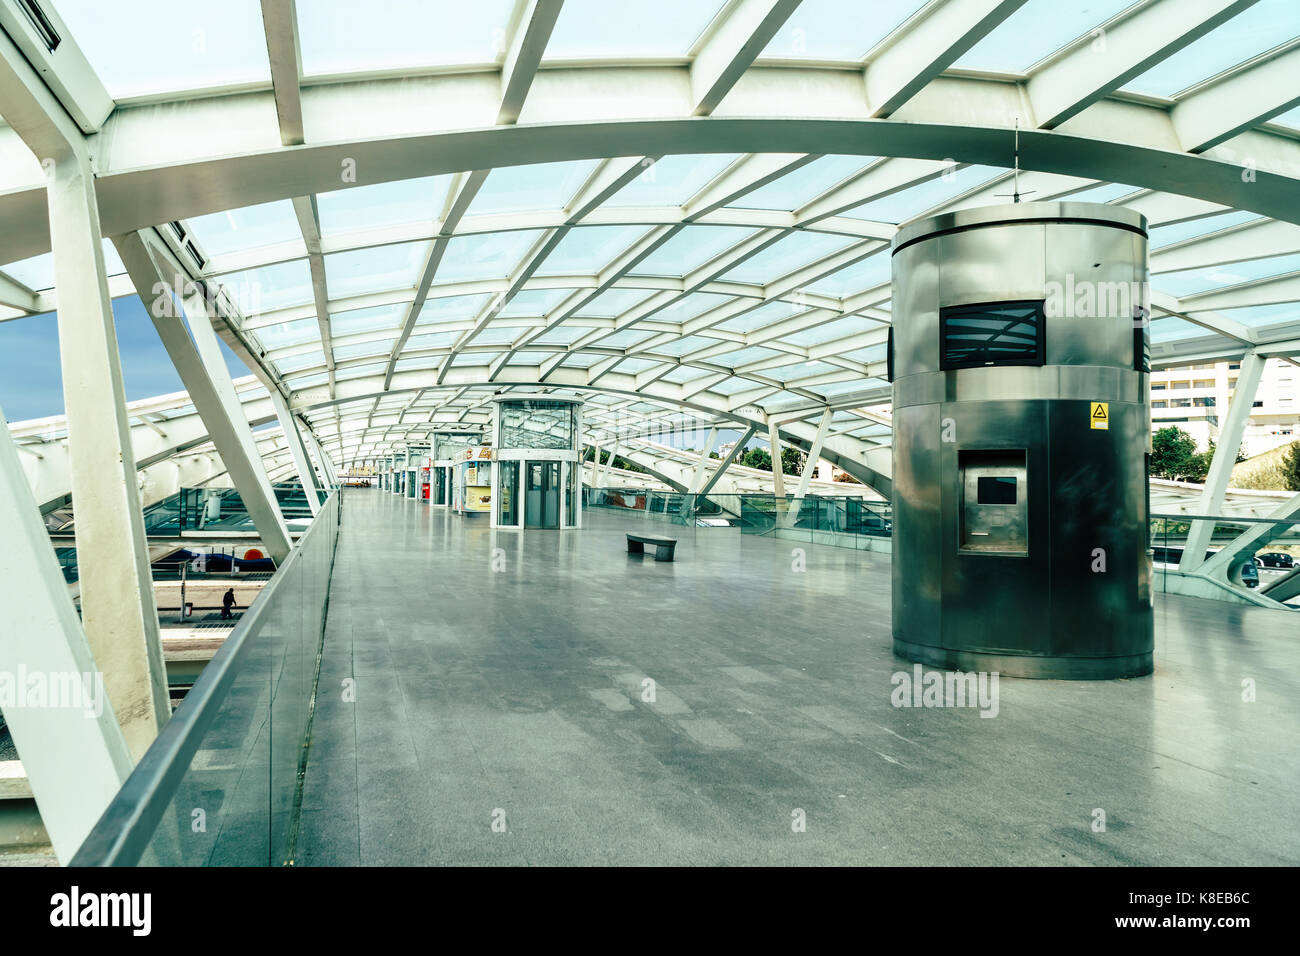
[995,118,1035,204]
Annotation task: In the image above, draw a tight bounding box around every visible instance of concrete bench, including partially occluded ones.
[626,532,677,562]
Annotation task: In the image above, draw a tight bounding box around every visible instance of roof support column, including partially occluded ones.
[767,418,786,500]
[781,409,832,528]
[270,390,322,517]
[47,152,170,761]
[687,427,719,495]
[603,440,620,487]
[699,425,757,498]
[1180,352,1265,571]
[115,233,293,562]
[0,405,133,862]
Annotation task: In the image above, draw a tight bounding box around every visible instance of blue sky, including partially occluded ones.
[0,295,250,423]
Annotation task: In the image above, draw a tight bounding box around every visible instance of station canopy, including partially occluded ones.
[1,0,1298,475]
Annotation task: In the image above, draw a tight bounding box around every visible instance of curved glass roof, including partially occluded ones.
[1,0,1298,473]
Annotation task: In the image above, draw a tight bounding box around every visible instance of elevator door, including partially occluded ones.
[525,461,560,529]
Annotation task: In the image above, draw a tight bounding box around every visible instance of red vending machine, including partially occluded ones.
[420,458,431,500]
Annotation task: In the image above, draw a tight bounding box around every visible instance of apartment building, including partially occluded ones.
[1151,358,1299,456]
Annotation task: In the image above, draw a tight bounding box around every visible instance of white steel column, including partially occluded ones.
[767,419,786,499]
[698,425,757,497]
[48,154,171,760]
[781,409,832,528]
[270,390,322,516]
[307,430,338,487]
[687,427,719,495]
[1180,352,1265,571]
[603,440,619,487]
[116,233,294,560]
[0,407,133,863]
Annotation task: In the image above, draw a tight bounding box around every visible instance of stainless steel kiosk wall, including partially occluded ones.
[890,202,1153,679]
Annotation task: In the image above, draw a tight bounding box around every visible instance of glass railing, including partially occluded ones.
[584,486,891,542]
[141,484,316,536]
[71,490,343,866]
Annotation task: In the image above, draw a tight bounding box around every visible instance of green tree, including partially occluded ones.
[739,447,771,471]
[1281,441,1300,492]
[1150,426,1199,480]
[781,446,804,475]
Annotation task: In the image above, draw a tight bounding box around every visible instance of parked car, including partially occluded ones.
[1241,559,1259,589]
[1257,552,1295,569]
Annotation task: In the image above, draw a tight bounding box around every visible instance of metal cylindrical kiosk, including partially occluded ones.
[491,397,583,530]
[890,202,1153,679]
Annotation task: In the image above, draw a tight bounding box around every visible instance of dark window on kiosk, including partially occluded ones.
[886,325,894,382]
[977,476,1017,505]
[940,300,1045,370]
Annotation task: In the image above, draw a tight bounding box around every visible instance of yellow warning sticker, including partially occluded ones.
[1090,401,1109,430]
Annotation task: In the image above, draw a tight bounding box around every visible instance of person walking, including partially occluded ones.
[221,587,236,620]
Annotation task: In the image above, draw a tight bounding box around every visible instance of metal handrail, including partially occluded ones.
[70,491,342,866]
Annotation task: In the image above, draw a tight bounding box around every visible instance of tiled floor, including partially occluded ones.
[295,489,1300,865]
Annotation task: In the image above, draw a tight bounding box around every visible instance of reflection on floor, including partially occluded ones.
[296,489,1300,865]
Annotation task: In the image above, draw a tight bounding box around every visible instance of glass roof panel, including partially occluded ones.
[530,326,592,346]
[713,345,784,367]
[1059,182,1141,203]
[783,315,871,346]
[334,361,387,380]
[497,288,572,318]
[1123,0,1300,97]
[330,304,405,335]
[317,177,453,237]
[473,325,526,346]
[545,0,726,59]
[631,226,757,276]
[216,260,314,314]
[653,292,737,324]
[437,230,545,283]
[1153,254,1300,298]
[405,330,460,350]
[3,252,55,292]
[719,231,858,285]
[417,293,494,325]
[3,238,127,292]
[727,155,877,211]
[296,0,514,76]
[274,350,326,373]
[535,226,649,276]
[1199,303,1300,327]
[573,288,657,317]
[186,201,302,258]
[605,155,741,208]
[1275,106,1300,130]
[467,161,599,217]
[842,166,1004,223]
[803,250,891,296]
[759,0,930,61]
[1148,212,1263,249]
[595,329,655,350]
[716,300,800,332]
[649,334,715,357]
[334,339,395,361]
[953,0,1138,73]
[324,241,430,299]
[55,0,271,98]
[255,319,320,350]
[1150,317,1208,343]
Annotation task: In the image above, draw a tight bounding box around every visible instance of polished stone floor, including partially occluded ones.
[296,489,1300,866]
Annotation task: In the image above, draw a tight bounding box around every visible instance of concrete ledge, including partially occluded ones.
[1156,569,1292,609]
[0,761,32,800]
